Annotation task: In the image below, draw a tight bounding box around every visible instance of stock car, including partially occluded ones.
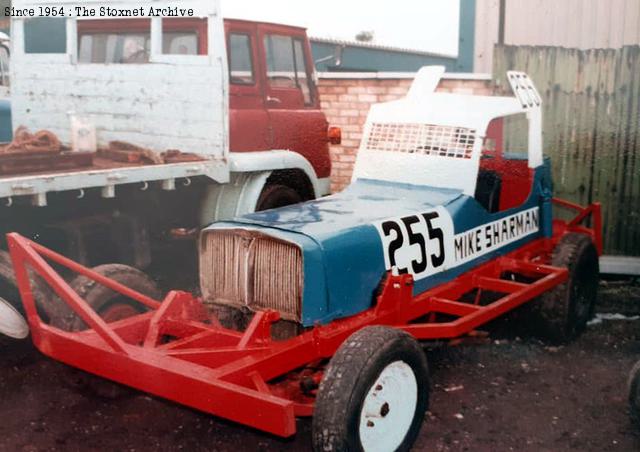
[7,66,601,451]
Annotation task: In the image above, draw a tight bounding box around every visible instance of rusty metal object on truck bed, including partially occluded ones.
[0,128,94,176]
[101,141,164,165]
[0,151,94,176]
[0,127,63,155]
[97,148,144,164]
[162,150,205,164]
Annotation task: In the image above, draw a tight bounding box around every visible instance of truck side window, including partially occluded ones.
[79,30,198,62]
[229,33,254,84]
[293,39,312,105]
[79,33,151,64]
[163,32,198,55]
[264,34,313,105]
[0,46,9,87]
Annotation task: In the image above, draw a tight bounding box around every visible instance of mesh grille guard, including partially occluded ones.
[366,123,476,159]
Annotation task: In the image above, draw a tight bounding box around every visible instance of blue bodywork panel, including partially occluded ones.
[206,161,553,327]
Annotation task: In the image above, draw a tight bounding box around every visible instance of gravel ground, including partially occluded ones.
[0,279,638,452]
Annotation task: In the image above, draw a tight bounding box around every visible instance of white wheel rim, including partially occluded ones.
[358,360,418,452]
[0,297,29,339]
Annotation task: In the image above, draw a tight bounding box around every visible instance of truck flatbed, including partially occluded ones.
[0,156,228,204]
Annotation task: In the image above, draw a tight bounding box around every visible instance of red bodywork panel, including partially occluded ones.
[77,18,331,179]
[7,199,601,438]
[481,118,535,211]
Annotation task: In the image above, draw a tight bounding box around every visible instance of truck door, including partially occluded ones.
[225,21,270,151]
[258,24,331,179]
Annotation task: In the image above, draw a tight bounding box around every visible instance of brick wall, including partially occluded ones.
[318,74,495,193]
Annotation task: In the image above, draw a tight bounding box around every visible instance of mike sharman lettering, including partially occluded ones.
[454,207,540,262]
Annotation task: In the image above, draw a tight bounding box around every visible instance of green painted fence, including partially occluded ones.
[494,45,640,256]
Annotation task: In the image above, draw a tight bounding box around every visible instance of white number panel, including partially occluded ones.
[375,206,456,281]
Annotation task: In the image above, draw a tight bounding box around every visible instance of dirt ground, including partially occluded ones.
[0,279,638,452]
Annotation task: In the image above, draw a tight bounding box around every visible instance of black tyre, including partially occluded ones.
[65,263,161,331]
[0,250,26,314]
[529,233,599,343]
[629,361,640,427]
[64,264,160,398]
[256,184,303,211]
[0,249,67,328]
[312,326,429,452]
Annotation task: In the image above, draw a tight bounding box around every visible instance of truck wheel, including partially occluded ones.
[530,233,599,343]
[65,264,161,399]
[0,250,20,311]
[256,184,303,211]
[66,264,161,331]
[0,296,29,340]
[629,361,640,427]
[312,326,429,452]
[0,249,65,329]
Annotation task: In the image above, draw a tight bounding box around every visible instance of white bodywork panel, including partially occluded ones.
[10,0,228,157]
[353,66,543,196]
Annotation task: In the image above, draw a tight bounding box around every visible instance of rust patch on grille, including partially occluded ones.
[199,229,303,322]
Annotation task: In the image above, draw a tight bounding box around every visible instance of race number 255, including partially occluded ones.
[376,207,454,281]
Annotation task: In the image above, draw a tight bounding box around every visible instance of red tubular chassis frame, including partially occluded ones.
[7,199,602,438]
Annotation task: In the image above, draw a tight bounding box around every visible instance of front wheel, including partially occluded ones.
[312,326,429,452]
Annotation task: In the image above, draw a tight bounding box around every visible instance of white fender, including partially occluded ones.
[198,171,272,226]
[228,150,328,198]
[198,150,329,226]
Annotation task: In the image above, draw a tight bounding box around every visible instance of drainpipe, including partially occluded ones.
[498,0,506,45]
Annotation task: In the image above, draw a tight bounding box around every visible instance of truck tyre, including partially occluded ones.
[256,184,303,211]
[0,249,65,329]
[629,360,640,427]
[312,326,429,452]
[0,250,20,312]
[530,232,599,343]
[64,264,161,399]
[65,263,161,331]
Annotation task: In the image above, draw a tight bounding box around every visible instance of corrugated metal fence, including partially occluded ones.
[494,45,640,256]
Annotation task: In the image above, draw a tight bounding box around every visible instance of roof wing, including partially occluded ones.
[507,71,542,110]
[353,66,544,192]
[406,66,446,100]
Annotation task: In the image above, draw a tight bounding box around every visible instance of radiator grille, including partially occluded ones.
[200,230,303,322]
[200,231,250,306]
[365,123,476,159]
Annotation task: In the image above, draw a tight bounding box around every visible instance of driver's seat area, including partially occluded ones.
[475,169,502,213]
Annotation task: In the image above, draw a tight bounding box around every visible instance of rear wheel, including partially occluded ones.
[529,233,599,343]
[312,326,429,452]
[256,184,303,211]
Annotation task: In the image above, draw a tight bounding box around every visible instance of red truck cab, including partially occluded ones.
[76,18,332,188]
